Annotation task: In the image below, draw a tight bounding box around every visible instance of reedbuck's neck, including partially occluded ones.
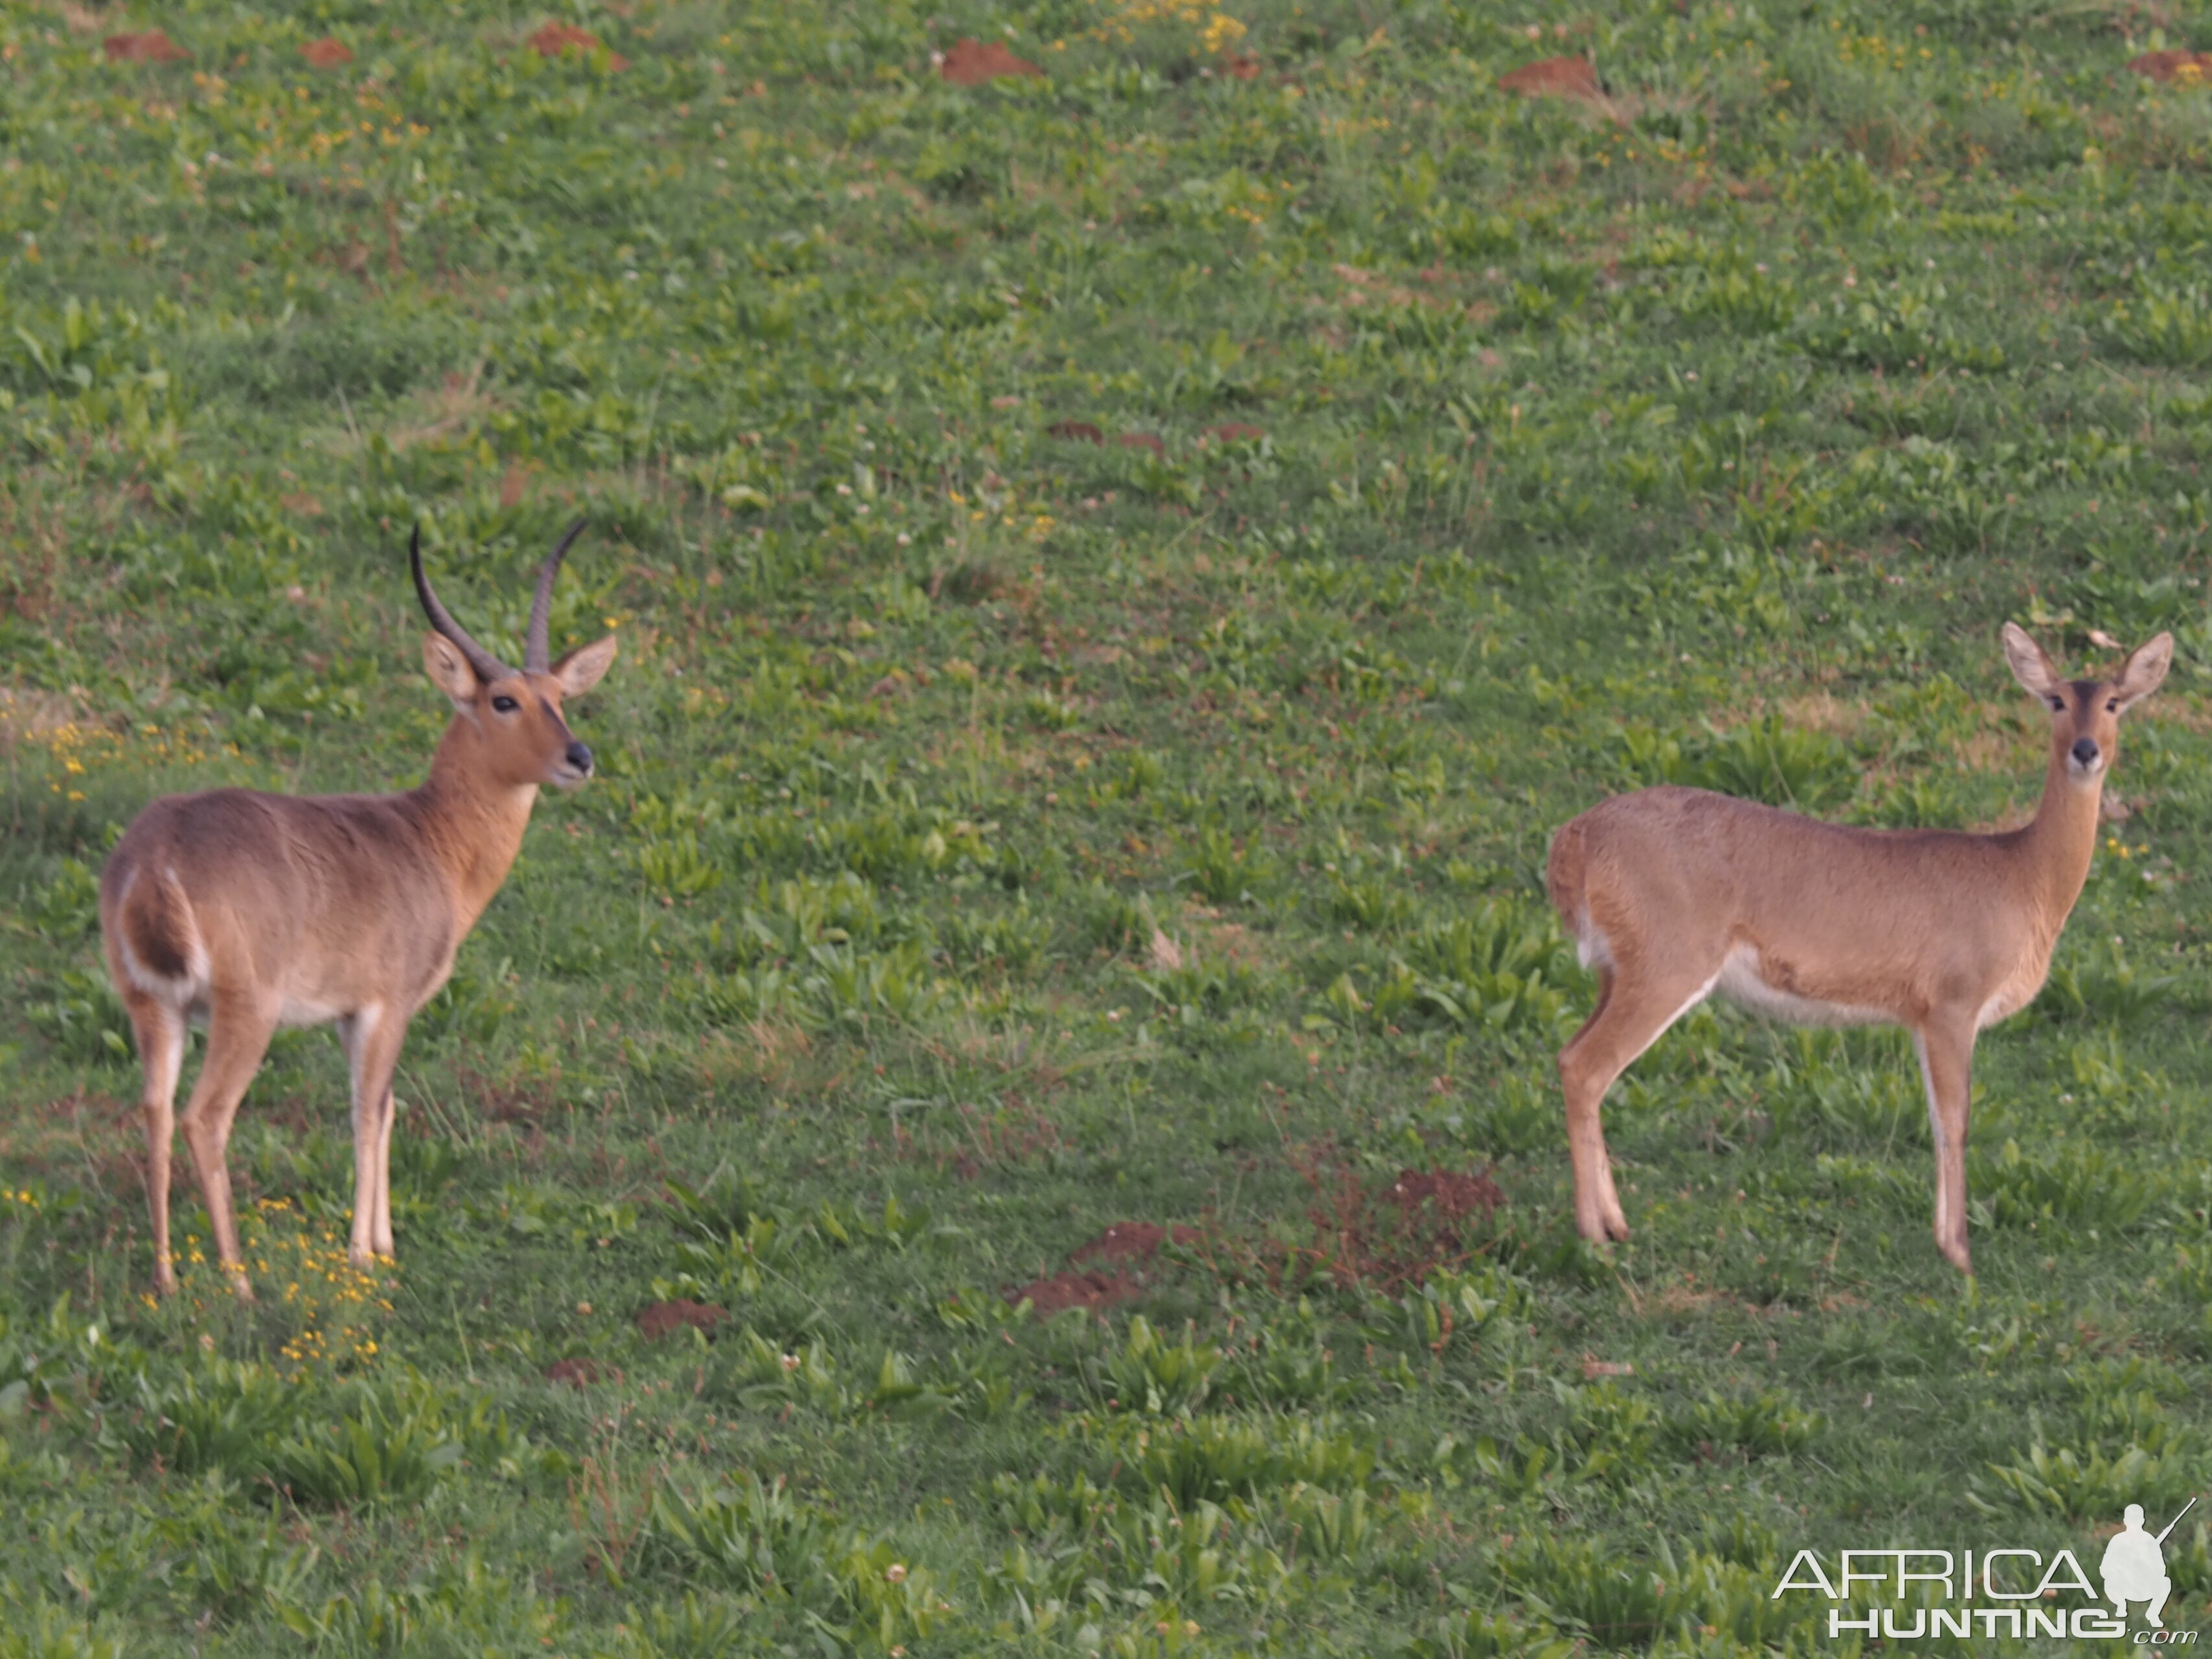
[410,717,541,931]
[2012,741,2102,923]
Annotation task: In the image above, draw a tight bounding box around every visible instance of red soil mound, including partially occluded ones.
[2128,49,2212,82]
[1007,1268,1142,1315]
[528,23,627,70]
[941,38,1043,86]
[1071,1221,1204,1265]
[1497,55,1623,123]
[104,30,189,63]
[1387,1168,1504,1220]
[1499,54,1600,99]
[1009,1219,1204,1315]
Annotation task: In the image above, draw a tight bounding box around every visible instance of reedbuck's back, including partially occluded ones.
[1545,624,2171,1274]
[101,523,617,1297]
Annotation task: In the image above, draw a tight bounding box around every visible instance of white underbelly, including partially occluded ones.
[276,994,343,1029]
[1714,946,1890,1029]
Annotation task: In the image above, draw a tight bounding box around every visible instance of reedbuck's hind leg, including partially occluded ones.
[178,992,279,1298]
[1912,1014,1978,1274]
[122,995,188,1296]
[1558,959,1722,1243]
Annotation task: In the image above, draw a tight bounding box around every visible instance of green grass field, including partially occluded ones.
[8,0,2212,1652]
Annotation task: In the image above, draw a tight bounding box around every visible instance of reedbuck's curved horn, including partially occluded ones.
[524,516,589,673]
[410,526,511,684]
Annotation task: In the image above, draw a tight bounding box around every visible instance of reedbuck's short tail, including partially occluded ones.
[1546,623,2172,1274]
[106,861,204,992]
[1544,817,1599,971]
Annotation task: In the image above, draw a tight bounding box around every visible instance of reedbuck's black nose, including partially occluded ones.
[565,741,594,775]
[2071,737,2100,767]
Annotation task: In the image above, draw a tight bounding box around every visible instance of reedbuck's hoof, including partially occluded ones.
[1575,1215,1630,1248]
[224,1271,257,1304]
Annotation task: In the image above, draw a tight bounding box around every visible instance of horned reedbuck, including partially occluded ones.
[1546,624,2172,1273]
[101,522,617,1297]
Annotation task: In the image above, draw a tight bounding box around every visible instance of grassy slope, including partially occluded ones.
[5,0,2212,1653]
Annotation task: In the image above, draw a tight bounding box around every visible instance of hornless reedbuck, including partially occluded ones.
[101,522,617,1297]
[1546,625,2171,1274]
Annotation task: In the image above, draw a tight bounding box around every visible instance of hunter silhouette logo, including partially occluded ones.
[1770,1496,2204,1643]
[2104,1499,2194,1629]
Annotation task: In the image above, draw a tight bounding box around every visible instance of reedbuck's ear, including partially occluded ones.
[2115,631,2174,712]
[2002,622,2064,702]
[551,634,617,699]
[423,632,481,709]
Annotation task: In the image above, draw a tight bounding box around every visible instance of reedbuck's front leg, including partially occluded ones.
[337,1006,407,1269]
[1557,960,1720,1244]
[1913,1013,1979,1274]
[178,992,281,1298]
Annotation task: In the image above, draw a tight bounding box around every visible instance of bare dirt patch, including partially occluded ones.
[940,38,1044,85]
[1008,1219,1203,1315]
[2128,48,2212,82]
[1005,1160,1504,1316]
[1386,1169,1504,1221]
[1008,1268,1142,1316]
[527,22,627,69]
[300,37,352,68]
[104,29,188,62]
[1047,420,1105,444]
[1265,1152,1506,1295]
[1071,1221,1204,1266]
[1497,55,1624,123]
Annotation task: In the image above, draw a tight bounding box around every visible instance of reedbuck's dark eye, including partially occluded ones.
[2048,696,2065,711]
[2106,698,2121,713]
[491,695,519,713]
